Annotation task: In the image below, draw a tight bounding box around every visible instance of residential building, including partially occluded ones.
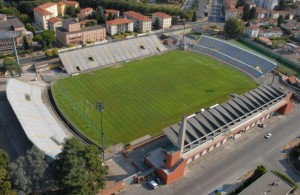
[259,27,283,37]
[106,18,134,35]
[256,7,268,19]
[48,17,62,32]
[152,12,172,29]
[34,1,79,30]
[124,11,152,33]
[77,7,93,20]
[34,2,57,30]
[245,26,260,38]
[56,19,106,46]
[104,9,120,19]
[0,14,32,54]
[255,0,279,10]
[57,1,79,16]
[225,7,243,20]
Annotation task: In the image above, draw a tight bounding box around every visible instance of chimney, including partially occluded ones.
[177,115,187,156]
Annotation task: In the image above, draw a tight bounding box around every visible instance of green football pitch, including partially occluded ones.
[52,50,257,146]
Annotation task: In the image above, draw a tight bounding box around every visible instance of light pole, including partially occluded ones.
[96,101,105,161]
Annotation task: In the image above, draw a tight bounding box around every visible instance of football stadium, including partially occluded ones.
[51,36,261,146]
[7,34,293,169]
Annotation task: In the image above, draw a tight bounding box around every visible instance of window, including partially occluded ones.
[25,94,31,101]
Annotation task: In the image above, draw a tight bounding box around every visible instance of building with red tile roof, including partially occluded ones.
[124,11,152,32]
[106,18,133,35]
[47,17,62,32]
[104,9,120,19]
[152,12,172,29]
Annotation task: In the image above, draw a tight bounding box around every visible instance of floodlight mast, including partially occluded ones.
[96,101,105,162]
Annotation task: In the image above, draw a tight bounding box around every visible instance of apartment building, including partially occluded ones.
[152,12,172,29]
[56,19,106,46]
[106,18,134,35]
[105,9,120,19]
[77,7,93,20]
[124,11,151,33]
[34,1,78,30]
[48,17,62,32]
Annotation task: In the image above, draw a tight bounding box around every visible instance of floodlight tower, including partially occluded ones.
[96,101,105,161]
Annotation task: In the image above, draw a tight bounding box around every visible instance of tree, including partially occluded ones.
[277,0,289,10]
[90,10,100,23]
[65,6,77,17]
[86,20,97,27]
[45,49,53,58]
[249,7,256,20]
[153,18,160,30]
[52,48,59,56]
[192,10,197,22]
[242,3,250,21]
[236,0,246,7]
[41,30,56,48]
[224,18,245,39]
[19,14,30,24]
[277,15,284,27]
[56,138,108,194]
[0,0,5,9]
[23,36,29,50]
[3,57,20,77]
[98,5,104,17]
[172,16,179,25]
[9,146,48,194]
[0,149,15,195]
[25,23,36,35]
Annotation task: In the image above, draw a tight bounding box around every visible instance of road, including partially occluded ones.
[121,103,300,194]
[207,0,224,23]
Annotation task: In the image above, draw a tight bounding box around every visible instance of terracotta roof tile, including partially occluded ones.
[152,12,171,18]
[105,9,120,13]
[47,17,61,24]
[288,76,297,84]
[65,1,79,6]
[106,18,133,26]
[80,7,93,13]
[124,11,151,21]
[34,7,52,16]
[38,2,57,9]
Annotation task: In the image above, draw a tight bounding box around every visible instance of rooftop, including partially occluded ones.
[152,12,172,18]
[38,2,57,9]
[0,16,24,31]
[56,24,105,34]
[34,7,52,16]
[105,9,120,13]
[163,85,287,153]
[106,18,133,26]
[124,11,151,21]
[80,7,93,13]
[65,1,79,6]
[239,171,294,195]
[47,17,61,24]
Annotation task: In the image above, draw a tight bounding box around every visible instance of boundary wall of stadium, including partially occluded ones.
[238,37,300,73]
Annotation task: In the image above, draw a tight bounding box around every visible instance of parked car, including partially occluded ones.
[265,133,272,139]
[258,123,266,128]
[210,187,223,195]
[148,179,158,189]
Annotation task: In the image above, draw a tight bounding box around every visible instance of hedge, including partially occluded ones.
[271,171,298,192]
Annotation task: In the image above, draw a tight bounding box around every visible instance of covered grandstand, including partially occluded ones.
[6,79,69,159]
[59,35,167,74]
[145,85,294,184]
[192,36,277,77]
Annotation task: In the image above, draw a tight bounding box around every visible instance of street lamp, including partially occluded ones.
[96,101,105,161]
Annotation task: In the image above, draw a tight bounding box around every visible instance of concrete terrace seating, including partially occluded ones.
[194,36,277,77]
[6,79,69,159]
[59,35,167,74]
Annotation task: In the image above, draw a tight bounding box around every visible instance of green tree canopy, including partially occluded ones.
[192,10,197,22]
[25,23,36,35]
[277,15,284,27]
[249,7,256,20]
[153,18,160,30]
[56,138,108,194]
[224,18,245,39]
[0,149,15,195]
[3,57,20,77]
[242,3,250,21]
[65,6,77,17]
[9,146,48,194]
[34,30,55,48]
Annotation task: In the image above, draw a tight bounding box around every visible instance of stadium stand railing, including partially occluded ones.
[192,36,277,77]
